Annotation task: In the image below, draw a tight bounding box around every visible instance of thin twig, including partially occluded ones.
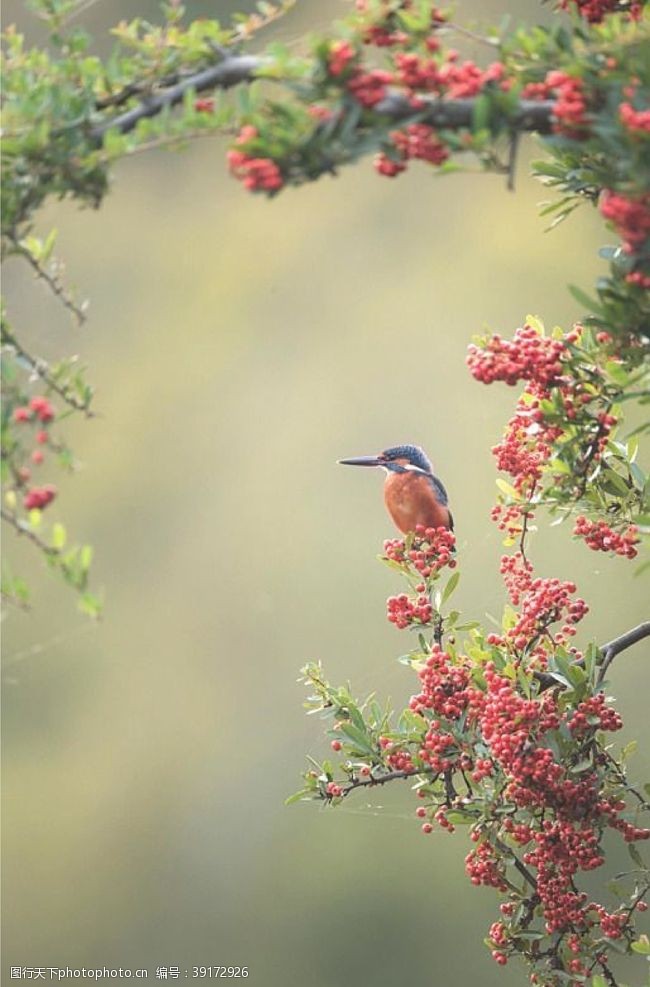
[338,766,434,796]
[507,128,520,192]
[445,21,500,48]
[1,509,59,557]
[598,747,650,809]
[1,325,94,417]
[7,237,87,326]
[64,0,105,23]
[114,127,229,160]
[493,835,538,890]
[518,480,536,566]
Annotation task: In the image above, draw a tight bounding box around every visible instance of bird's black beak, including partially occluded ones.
[338,456,384,467]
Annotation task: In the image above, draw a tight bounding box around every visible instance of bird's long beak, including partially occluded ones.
[338,456,384,467]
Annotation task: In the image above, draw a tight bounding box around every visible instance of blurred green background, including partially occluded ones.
[2,2,648,985]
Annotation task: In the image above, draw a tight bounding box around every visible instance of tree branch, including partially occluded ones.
[1,508,59,557]
[91,50,556,140]
[1,324,95,417]
[337,766,431,796]
[91,55,267,140]
[535,621,650,692]
[596,621,650,685]
[6,236,87,326]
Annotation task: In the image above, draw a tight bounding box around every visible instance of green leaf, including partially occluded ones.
[627,842,645,869]
[631,935,650,955]
[496,478,519,500]
[80,545,93,570]
[285,788,312,806]
[338,722,375,755]
[441,571,460,605]
[568,284,605,317]
[51,522,66,550]
[78,592,102,618]
[472,94,491,131]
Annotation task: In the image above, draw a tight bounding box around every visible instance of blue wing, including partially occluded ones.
[428,473,448,506]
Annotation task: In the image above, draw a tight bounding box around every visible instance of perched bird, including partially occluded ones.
[338,444,453,534]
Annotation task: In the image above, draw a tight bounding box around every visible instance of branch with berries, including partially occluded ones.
[291,516,649,985]
[291,309,648,987]
[2,0,649,613]
[1,334,101,616]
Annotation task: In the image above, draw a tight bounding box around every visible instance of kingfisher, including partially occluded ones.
[338,444,453,534]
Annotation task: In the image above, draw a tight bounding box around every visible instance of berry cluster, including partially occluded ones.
[327,40,355,77]
[375,123,449,177]
[326,40,393,107]
[600,190,650,253]
[619,101,650,135]
[574,516,640,558]
[23,484,57,511]
[506,577,588,649]
[380,736,416,775]
[626,270,650,288]
[10,395,58,511]
[348,68,394,107]
[465,840,508,891]
[466,324,567,387]
[490,503,528,540]
[560,0,642,22]
[383,524,456,580]
[522,71,589,136]
[13,395,55,424]
[227,126,284,192]
[491,387,564,494]
[386,592,433,628]
[410,645,471,720]
[499,552,533,605]
[568,693,623,734]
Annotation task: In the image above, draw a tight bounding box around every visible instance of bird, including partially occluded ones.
[338,444,453,534]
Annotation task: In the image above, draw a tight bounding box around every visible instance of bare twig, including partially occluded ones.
[7,237,87,326]
[1,509,59,558]
[507,128,520,192]
[445,21,500,48]
[493,835,538,890]
[338,766,432,796]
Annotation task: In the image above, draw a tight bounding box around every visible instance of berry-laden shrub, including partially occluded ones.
[290,318,648,986]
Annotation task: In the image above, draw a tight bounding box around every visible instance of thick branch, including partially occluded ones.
[92,55,267,139]
[596,621,650,685]
[375,93,555,134]
[537,620,650,691]
[92,52,555,140]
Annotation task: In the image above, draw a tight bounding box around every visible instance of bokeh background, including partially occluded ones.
[2,2,648,985]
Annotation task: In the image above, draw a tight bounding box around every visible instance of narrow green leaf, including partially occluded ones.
[441,571,460,605]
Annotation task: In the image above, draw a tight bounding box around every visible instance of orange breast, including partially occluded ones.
[384,472,451,534]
